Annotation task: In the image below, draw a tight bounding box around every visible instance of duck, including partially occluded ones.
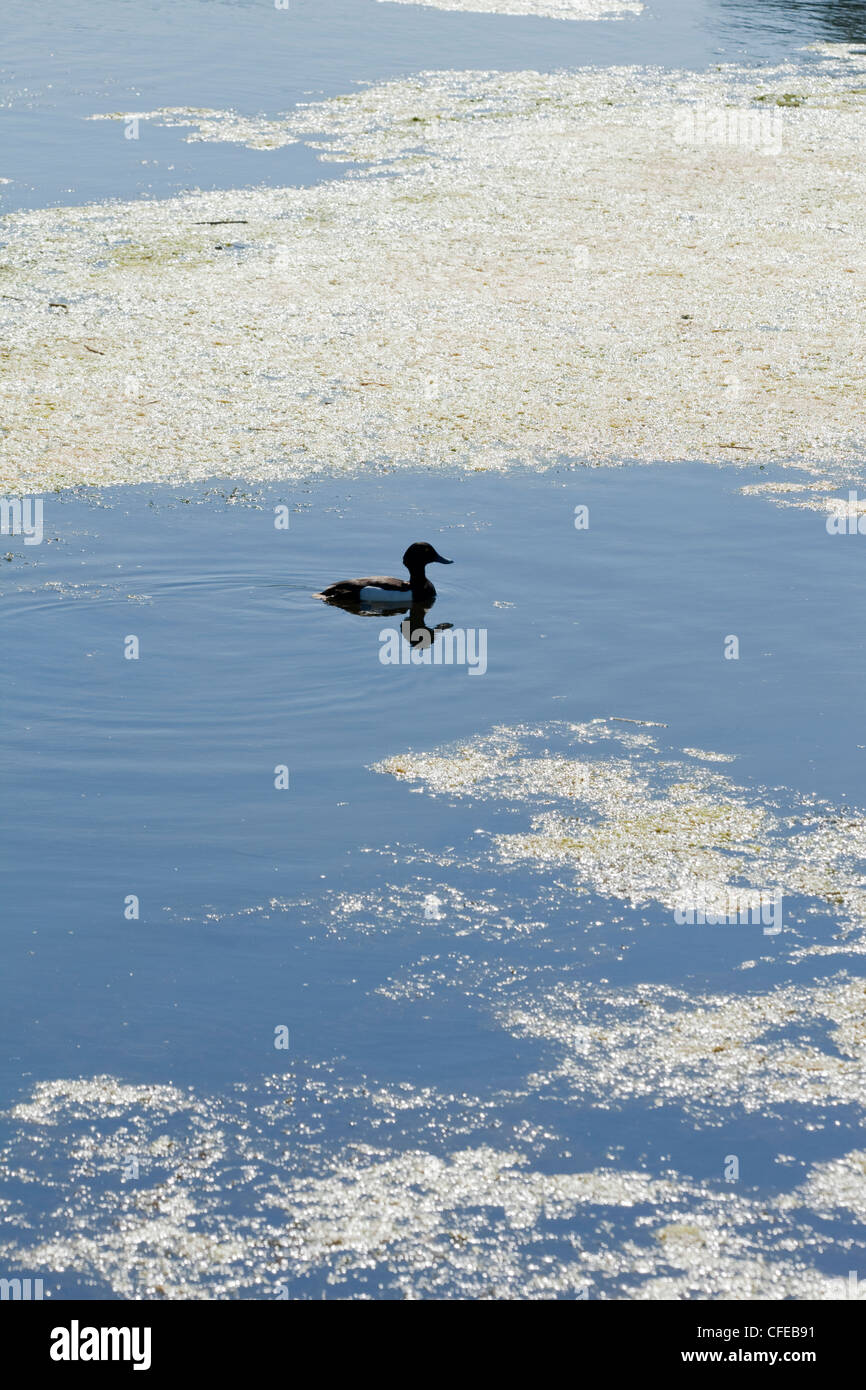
[314,541,453,605]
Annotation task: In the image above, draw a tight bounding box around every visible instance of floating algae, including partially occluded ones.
[2,719,864,1299]
[3,47,866,492]
[370,721,866,1152]
[88,107,303,152]
[0,1068,858,1299]
[502,974,866,1117]
[376,0,643,18]
[374,721,866,935]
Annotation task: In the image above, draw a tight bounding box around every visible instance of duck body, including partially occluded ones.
[315,542,452,605]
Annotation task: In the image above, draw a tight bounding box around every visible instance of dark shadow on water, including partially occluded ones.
[720,0,866,41]
[318,594,454,651]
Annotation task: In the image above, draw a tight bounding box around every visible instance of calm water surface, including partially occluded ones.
[3,464,864,1066]
[3,464,866,1295]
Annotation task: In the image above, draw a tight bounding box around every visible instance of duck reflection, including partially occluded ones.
[318,593,453,648]
[401,604,454,650]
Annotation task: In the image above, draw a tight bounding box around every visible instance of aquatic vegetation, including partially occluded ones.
[371,721,866,1144]
[754,92,807,106]
[503,974,866,1116]
[375,721,866,934]
[377,0,644,19]
[1,727,862,1299]
[88,107,302,152]
[0,1067,856,1298]
[2,47,865,492]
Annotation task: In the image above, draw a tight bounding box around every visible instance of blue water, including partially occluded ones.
[2,463,866,1296]
[3,463,864,1073]
[2,0,866,1300]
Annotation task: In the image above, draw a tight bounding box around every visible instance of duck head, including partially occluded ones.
[402,541,453,574]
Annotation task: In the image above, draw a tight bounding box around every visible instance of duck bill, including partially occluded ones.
[432,552,453,564]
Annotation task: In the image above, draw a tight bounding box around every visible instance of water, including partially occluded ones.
[2,0,865,1301]
[3,465,865,1296]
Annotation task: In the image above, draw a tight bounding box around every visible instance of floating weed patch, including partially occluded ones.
[503,975,866,1118]
[375,721,866,936]
[376,0,644,18]
[105,237,219,270]
[8,711,861,1298]
[371,720,866,1179]
[2,49,865,492]
[0,1067,859,1299]
[754,92,808,106]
